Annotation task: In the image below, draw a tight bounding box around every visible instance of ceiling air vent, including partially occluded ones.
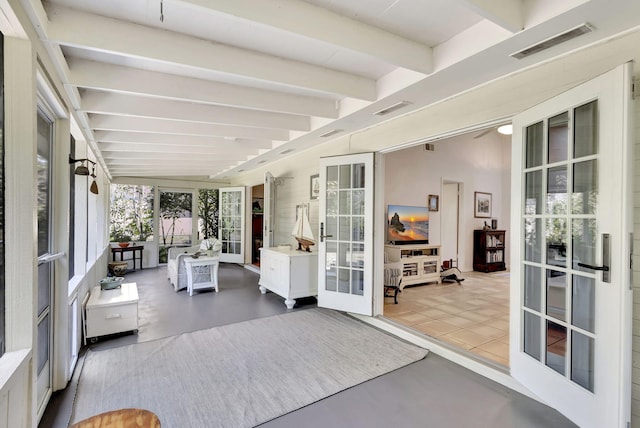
[374,101,411,116]
[319,129,342,138]
[511,23,594,60]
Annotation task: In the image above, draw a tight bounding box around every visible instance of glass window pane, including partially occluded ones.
[546,218,567,268]
[352,190,364,215]
[326,216,337,242]
[352,217,364,242]
[572,160,597,215]
[37,314,49,375]
[572,275,595,333]
[547,166,567,215]
[574,100,598,158]
[548,112,568,163]
[526,121,544,168]
[525,170,543,215]
[338,242,349,268]
[37,113,51,257]
[339,190,351,215]
[326,166,339,190]
[352,269,364,295]
[546,320,566,375]
[352,163,365,189]
[524,218,542,263]
[524,311,541,361]
[326,190,338,216]
[351,243,364,269]
[325,242,336,269]
[38,262,51,317]
[339,217,350,241]
[571,331,594,392]
[524,265,541,311]
[546,269,566,321]
[325,267,337,292]
[338,268,350,293]
[572,219,596,272]
[339,165,351,189]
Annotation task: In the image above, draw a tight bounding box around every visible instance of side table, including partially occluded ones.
[184,256,220,296]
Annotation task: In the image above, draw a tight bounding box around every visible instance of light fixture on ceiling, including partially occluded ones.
[69,155,99,195]
[374,101,411,116]
[497,124,513,135]
[319,129,342,138]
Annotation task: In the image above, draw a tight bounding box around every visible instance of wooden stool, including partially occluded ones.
[70,408,160,428]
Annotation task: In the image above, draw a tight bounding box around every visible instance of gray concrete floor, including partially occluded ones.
[39,264,576,428]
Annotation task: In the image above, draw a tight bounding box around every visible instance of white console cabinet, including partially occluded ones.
[85,282,139,343]
[259,247,318,309]
[384,244,441,286]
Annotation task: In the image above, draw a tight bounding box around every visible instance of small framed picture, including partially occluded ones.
[491,219,498,230]
[474,192,492,218]
[428,195,439,212]
[310,174,320,200]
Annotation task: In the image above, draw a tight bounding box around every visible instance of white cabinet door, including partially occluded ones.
[510,63,633,428]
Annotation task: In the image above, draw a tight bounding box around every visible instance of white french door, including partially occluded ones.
[317,153,374,315]
[510,63,633,428]
[218,186,245,263]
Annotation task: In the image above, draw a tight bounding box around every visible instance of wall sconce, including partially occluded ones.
[69,155,99,195]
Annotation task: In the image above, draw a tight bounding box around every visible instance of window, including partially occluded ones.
[198,188,218,240]
[109,184,154,243]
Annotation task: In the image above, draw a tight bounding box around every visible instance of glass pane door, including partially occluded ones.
[318,153,373,315]
[511,63,633,428]
[218,187,245,264]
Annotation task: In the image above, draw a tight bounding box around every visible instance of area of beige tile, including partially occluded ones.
[385,270,510,366]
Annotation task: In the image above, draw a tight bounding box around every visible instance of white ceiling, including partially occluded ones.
[23,0,640,181]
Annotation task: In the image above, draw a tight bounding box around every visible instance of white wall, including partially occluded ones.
[384,132,511,271]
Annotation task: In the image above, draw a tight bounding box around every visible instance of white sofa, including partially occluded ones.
[168,240,222,292]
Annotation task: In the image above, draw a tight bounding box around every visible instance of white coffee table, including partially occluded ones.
[84,282,139,344]
[184,256,220,296]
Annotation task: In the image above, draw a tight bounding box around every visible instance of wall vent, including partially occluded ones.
[511,23,594,60]
[319,129,342,138]
[424,143,435,151]
[374,101,411,116]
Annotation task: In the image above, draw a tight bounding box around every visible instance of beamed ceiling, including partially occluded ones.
[22,0,640,181]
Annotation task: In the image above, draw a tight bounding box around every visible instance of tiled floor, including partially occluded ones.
[384,270,510,366]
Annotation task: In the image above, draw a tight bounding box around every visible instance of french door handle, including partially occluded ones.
[577,263,609,271]
[577,233,611,283]
[319,223,333,242]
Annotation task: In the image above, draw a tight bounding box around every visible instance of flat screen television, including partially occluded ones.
[387,204,429,245]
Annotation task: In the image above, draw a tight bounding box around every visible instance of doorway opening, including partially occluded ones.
[251,184,264,267]
[382,125,512,367]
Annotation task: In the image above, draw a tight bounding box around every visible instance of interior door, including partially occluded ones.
[510,63,633,428]
[263,172,275,248]
[218,186,245,263]
[317,153,374,315]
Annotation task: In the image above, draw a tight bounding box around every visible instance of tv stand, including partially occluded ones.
[384,244,441,286]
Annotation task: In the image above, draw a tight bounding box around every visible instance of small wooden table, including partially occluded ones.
[111,245,144,270]
[70,408,160,427]
[183,256,219,296]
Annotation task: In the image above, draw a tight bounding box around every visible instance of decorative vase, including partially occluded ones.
[118,242,130,248]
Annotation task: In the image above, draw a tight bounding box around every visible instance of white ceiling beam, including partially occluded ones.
[94,131,273,149]
[45,5,377,100]
[89,115,289,141]
[98,142,264,155]
[179,0,433,73]
[108,170,224,177]
[81,91,310,131]
[103,154,247,162]
[457,0,523,33]
[68,59,338,119]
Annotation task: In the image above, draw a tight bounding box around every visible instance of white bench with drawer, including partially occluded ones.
[84,282,139,344]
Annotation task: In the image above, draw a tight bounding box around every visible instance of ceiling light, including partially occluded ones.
[374,101,411,116]
[319,129,342,138]
[497,125,513,135]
